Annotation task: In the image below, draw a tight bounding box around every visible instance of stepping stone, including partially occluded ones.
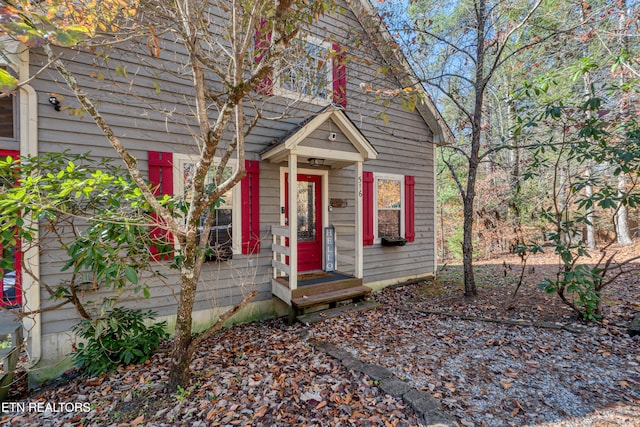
[296,300,380,324]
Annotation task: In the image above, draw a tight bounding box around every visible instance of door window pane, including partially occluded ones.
[297,181,316,242]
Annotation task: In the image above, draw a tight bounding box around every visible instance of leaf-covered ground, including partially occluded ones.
[3,245,640,426]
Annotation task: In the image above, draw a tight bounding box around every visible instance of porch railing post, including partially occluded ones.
[288,154,298,290]
[355,161,363,279]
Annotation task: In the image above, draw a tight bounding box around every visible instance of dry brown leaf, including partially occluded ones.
[206,408,217,421]
[316,400,327,410]
[500,380,512,390]
[131,414,144,426]
[503,371,519,379]
[254,405,268,418]
[445,382,456,392]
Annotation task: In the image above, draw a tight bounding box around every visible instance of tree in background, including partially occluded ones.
[0,0,333,390]
[400,0,576,296]
[516,62,640,320]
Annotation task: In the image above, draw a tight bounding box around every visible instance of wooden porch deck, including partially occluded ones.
[273,271,372,324]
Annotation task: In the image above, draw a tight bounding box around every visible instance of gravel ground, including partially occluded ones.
[308,300,640,426]
[305,250,640,427]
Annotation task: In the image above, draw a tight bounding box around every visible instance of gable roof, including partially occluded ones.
[344,0,454,145]
[261,104,378,169]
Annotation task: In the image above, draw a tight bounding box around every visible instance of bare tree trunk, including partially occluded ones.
[462,192,477,296]
[168,268,198,389]
[616,174,633,245]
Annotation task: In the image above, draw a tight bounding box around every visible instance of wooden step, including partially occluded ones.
[291,285,372,309]
[292,276,363,299]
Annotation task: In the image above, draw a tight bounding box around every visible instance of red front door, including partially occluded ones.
[285,174,322,272]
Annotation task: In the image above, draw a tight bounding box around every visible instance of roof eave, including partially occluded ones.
[344,0,455,146]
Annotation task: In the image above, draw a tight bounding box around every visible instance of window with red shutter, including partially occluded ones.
[150,152,261,260]
[369,173,416,244]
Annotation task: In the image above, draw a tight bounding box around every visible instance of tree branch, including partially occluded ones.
[189,290,258,349]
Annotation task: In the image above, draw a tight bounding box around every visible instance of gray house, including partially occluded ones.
[0,0,452,378]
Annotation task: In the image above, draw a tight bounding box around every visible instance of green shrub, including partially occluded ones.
[72,307,169,376]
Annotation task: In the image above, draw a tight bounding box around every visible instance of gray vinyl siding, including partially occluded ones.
[29,0,438,335]
[300,121,359,153]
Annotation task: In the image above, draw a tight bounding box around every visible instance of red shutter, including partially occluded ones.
[241,160,260,254]
[148,151,173,196]
[405,175,415,242]
[148,151,173,259]
[362,171,374,246]
[255,19,273,95]
[332,43,347,109]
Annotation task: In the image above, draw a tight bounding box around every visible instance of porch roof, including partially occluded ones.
[260,104,378,169]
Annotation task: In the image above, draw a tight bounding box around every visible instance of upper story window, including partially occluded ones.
[276,36,333,103]
[0,66,16,140]
[375,173,405,240]
[172,154,241,259]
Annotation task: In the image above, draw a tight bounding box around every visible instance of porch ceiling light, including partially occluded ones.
[308,158,325,167]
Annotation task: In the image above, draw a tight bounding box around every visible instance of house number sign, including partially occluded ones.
[324,225,335,272]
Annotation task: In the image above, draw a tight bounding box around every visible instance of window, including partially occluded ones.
[0,66,16,139]
[375,174,404,239]
[363,172,415,245]
[276,36,333,103]
[173,154,241,260]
